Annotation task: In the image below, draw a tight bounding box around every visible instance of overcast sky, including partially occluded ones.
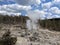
[0,0,60,19]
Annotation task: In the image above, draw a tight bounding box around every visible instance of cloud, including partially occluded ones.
[0,4,32,15]
[0,0,60,19]
[27,9,47,20]
[52,0,60,7]
[34,0,41,5]
[15,0,41,6]
[0,11,21,16]
[27,8,60,20]
[47,15,60,19]
[49,7,60,15]
[53,0,60,4]
[42,2,52,9]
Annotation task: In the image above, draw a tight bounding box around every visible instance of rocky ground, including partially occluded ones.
[0,24,60,45]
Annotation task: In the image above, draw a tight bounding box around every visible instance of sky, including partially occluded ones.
[0,0,60,19]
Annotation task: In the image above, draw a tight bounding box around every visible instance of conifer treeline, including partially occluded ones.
[0,14,29,24]
[0,14,60,31]
[38,18,60,31]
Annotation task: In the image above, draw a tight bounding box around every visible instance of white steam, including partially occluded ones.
[26,20,32,30]
[26,10,46,30]
[26,20,38,30]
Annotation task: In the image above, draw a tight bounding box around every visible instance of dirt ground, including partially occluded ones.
[0,24,60,45]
